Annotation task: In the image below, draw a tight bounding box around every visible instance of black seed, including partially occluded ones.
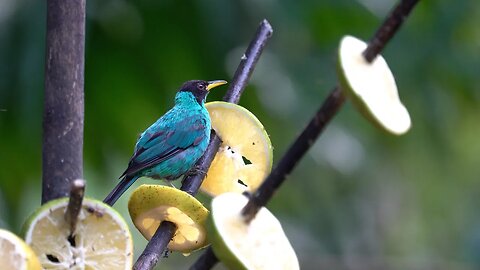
[46,254,60,263]
[237,179,248,187]
[242,156,252,165]
[252,142,255,145]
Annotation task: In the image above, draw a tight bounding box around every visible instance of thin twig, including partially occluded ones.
[64,179,85,234]
[363,0,420,62]
[133,19,273,270]
[242,0,421,223]
[42,0,86,204]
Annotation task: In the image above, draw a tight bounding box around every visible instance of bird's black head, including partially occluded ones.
[179,80,227,104]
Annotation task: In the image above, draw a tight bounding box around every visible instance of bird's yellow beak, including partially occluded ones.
[206,80,227,91]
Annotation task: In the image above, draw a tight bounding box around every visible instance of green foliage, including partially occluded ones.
[1,0,479,268]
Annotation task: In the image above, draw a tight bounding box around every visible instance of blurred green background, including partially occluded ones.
[1,0,480,269]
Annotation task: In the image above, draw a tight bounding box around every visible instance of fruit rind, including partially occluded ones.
[337,35,411,135]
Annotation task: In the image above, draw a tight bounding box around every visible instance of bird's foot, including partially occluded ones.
[185,166,208,178]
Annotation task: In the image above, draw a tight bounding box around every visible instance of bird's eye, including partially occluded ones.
[197,83,205,90]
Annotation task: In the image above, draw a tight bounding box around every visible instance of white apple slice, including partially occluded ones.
[337,35,411,135]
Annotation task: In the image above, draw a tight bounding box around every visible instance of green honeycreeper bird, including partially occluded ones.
[103,80,227,206]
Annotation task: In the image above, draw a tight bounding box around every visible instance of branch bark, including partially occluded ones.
[42,0,86,204]
[133,19,273,270]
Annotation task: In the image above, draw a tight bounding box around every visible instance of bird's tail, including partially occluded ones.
[103,175,140,206]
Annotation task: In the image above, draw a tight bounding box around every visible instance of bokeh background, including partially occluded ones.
[1,0,480,269]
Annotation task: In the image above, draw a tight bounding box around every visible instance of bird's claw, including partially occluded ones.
[185,166,208,178]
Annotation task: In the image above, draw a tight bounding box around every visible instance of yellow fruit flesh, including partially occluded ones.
[202,102,272,196]
[24,198,133,270]
[128,185,209,253]
[0,229,41,270]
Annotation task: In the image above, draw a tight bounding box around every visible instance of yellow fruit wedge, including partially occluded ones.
[337,35,411,135]
[208,193,299,270]
[0,229,41,270]
[23,198,133,269]
[128,185,209,253]
[201,102,273,196]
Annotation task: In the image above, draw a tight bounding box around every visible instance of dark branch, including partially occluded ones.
[242,0,421,223]
[242,87,345,221]
[42,0,86,204]
[133,19,273,270]
[64,179,85,234]
[188,247,218,270]
[363,0,420,62]
[133,221,177,270]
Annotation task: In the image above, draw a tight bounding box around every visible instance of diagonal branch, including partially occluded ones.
[133,19,273,270]
[191,0,421,269]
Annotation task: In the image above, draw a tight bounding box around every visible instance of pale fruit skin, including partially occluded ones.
[22,197,133,270]
[337,35,411,135]
[208,193,299,270]
[201,101,273,196]
[0,229,41,270]
[128,185,209,253]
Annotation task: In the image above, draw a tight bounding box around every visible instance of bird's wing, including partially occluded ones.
[120,115,208,178]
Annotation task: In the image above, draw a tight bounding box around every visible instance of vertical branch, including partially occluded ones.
[42,0,86,204]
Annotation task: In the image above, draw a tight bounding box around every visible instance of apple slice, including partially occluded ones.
[208,193,299,270]
[128,185,209,253]
[337,35,411,135]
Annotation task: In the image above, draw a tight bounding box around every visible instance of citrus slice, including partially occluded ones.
[208,193,299,270]
[128,185,209,253]
[337,35,411,135]
[0,229,41,270]
[201,102,273,196]
[23,198,133,269]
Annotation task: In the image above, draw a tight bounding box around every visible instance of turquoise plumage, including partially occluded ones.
[103,80,227,205]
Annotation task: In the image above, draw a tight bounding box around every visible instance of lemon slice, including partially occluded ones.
[0,229,41,270]
[208,193,299,270]
[23,198,133,269]
[201,102,273,196]
[128,185,209,253]
[337,35,411,135]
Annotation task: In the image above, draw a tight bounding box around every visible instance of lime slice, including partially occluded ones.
[201,102,273,196]
[337,35,411,135]
[0,229,41,270]
[208,193,299,270]
[23,198,133,269]
[128,185,209,253]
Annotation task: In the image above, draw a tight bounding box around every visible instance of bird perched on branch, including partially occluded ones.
[103,80,227,205]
